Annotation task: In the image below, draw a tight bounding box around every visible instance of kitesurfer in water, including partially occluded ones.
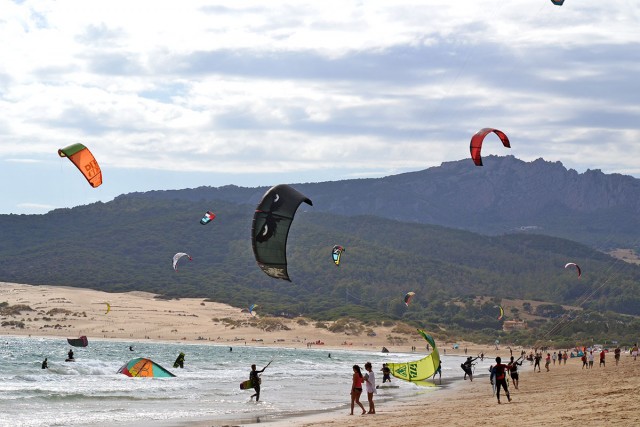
[173,352,185,368]
[250,362,270,401]
[129,346,134,351]
[380,363,391,383]
[67,349,74,360]
[490,357,511,404]
[350,365,366,415]
[41,358,48,369]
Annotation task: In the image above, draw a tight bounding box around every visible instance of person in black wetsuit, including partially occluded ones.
[461,356,479,381]
[249,362,271,401]
[490,356,512,404]
[507,356,523,389]
[173,352,185,368]
[67,349,74,360]
[41,358,48,369]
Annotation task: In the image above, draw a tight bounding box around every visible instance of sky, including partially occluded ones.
[1,0,639,214]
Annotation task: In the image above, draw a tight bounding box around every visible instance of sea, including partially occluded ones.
[0,336,493,427]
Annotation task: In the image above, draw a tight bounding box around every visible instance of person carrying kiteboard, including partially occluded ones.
[249,361,272,401]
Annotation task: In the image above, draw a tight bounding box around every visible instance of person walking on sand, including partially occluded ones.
[581,353,588,369]
[363,362,376,414]
[461,356,479,381]
[599,350,605,367]
[614,347,621,366]
[631,344,638,361]
[563,351,568,365]
[490,357,512,404]
[249,361,271,402]
[552,352,557,365]
[533,353,542,372]
[545,353,551,372]
[350,365,366,415]
[507,356,523,390]
[588,351,594,369]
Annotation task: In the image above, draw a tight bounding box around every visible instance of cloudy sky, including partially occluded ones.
[1,0,639,214]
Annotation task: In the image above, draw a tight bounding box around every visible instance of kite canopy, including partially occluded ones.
[332,245,345,266]
[404,291,416,307]
[251,184,312,281]
[117,358,175,378]
[564,262,582,278]
[249,304,258,316]
[551,0,564,5]
[495,305,504,320]
[200,211,216,225]
[67,336,88,347]
[173,253,192,271]
[387,330,440,382]
[104,302,111,315]
[469,128,510,166]
[58,143,102,188]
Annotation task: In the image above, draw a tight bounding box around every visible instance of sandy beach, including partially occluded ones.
[2,281,639,427]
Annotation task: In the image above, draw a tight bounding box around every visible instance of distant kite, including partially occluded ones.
[104,302,111,315]
[249,304,258,316]
[200,211,216,225]
[469,128,510,166]
[564,262,581,278]
[495,305,504,320]
[332,245,345,266]
[551,0,564,5]
[58,143,102,187]
[404,291,416,307]
[173,253,192,272]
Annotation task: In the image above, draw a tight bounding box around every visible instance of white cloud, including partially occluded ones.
[0,0,638,187]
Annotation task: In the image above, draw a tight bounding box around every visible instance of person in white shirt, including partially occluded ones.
[363,362,376,414]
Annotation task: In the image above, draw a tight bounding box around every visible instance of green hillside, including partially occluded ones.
[1,196,639,346]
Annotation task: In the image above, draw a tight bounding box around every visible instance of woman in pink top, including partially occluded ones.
[350,365,366,415]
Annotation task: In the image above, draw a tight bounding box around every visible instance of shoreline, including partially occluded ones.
[4,282,639,426]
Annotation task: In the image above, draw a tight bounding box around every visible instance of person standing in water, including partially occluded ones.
[363,362,376,414]
[432,361,442,384]
[173,352,185,368]
[41,358,48,369]
[380,364,391,383]
[350,365,366,415]
[67,349,74,360]
[249,361,271,401]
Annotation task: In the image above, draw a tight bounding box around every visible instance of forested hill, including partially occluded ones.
[121,155,640,250]
[1,196,639,333]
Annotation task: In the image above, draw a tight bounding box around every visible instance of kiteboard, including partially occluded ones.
[65,359,75,362]
[376,385,399,389]
[240,377,260,390]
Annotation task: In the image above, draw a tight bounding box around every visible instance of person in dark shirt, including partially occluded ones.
[41,358,48,369]
[249,361,271,401]
[490,357,512,404]
[507,356,523,389]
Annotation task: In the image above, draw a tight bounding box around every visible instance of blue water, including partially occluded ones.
[0,336,490,426]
